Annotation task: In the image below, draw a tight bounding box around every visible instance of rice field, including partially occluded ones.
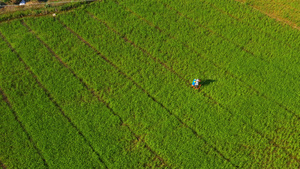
[0,0,299,168]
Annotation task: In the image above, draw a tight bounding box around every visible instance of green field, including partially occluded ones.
[1,0,300,168]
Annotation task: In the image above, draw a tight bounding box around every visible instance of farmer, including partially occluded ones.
[191,79,201,89]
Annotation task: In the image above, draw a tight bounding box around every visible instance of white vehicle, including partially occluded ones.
[19,0,25,5]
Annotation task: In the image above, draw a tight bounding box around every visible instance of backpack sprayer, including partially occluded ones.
[191,79,201,89]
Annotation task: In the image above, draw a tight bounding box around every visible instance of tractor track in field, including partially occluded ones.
[160,2,300,82]
[87,10,300,164]
[20,20,108,169]
[113,2,300,124]
[55,16,237,168]
[85,12,239,168]
[0,32,49,169]
[25,18,170,168]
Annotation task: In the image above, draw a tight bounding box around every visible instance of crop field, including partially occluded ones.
[0,0,300,168]
[236,0,300,29]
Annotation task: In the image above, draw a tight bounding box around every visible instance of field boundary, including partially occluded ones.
[87,6,300,164]
[0,1,94,24]
[24,18,170,168]
[0,0,96,7]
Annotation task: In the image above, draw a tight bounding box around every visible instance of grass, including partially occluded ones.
[0,0,299,168]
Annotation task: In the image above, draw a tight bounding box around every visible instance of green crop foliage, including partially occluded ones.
[0,21,105,169]
[0,43,45,168]
[1,19,165,168]
[23,16,166,168]
[113,0,300,113]
[84,0,299,167]
[32,14,230,168]
[59,7,294,168]
[0,0,299,168]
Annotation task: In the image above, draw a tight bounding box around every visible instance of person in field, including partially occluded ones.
[192,79,201,89]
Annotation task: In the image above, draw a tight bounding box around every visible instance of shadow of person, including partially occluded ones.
[200,79,216,87]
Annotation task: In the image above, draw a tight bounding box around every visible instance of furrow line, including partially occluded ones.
[114,0,165,33]
[122,124,169,168]
[216,96,300,164]
[120,5,300,163]
[56,16,235,168]
[160,2,299,81]
[41,18,170,168]
[0,87,49,168]
[20,20,108,168]
[0,32,49,169]
[87,12,186,82]
[85,12,237,168]
[87,11,300,164]
[114,2,299,122]
[249,4,300,31]
[203,0,295,50]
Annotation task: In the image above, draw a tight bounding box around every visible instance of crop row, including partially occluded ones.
[92,0,300,146]
[0,39,45,168]
[157,0,300,79]
[239,0,300,29]
[84,1,300,167]
[189,0,300,51]
[109,1,298,120]
[201,0,300,49]
[0,28,107,168]
[23,14,233,168]
[148,0,300,82]
[59,7,298,168]
[0,89,44,169]
[117,0,300,113]
[23,17,168,168]
[0,19,164,168]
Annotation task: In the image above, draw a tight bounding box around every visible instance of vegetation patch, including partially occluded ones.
[0,0,299,168]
